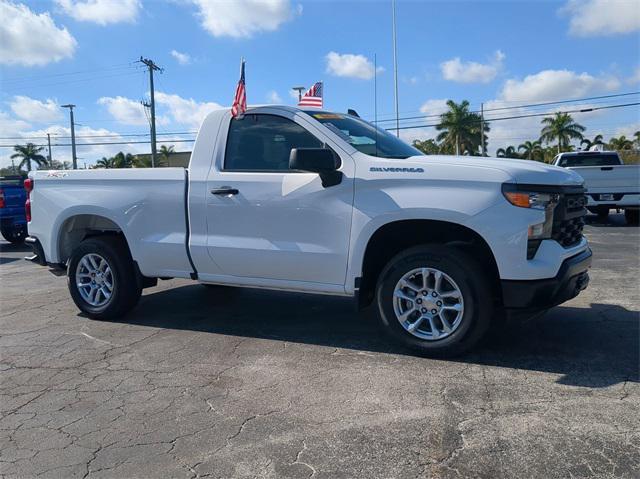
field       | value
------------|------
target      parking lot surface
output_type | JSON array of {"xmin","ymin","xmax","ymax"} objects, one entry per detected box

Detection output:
[{"xmin": 1, "ymin": 213, "xmax": 638, "ymax": 478}]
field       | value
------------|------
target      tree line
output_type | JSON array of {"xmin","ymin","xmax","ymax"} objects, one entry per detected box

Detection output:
[{"xmin": 411, "ymin": 100, "xmax": 640, "ymax": 163}]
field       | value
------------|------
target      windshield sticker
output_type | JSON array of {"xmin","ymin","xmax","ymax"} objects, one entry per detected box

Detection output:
[
  {"xmin": 370, "ymin": 167, "xmax": 424, "ymax": 173},
  {"xmin": 312, "ymin": 113, "xmax": 343, "ymax": 119}
]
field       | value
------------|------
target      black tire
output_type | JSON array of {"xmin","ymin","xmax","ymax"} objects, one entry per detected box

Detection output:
[
  {"xmin": 588, "ymin": 206, "xmax": 609, "ymax": 219},
  {"xmin": 1, "ymin": 226, "xmax": 27, "ymax": 244},
  {"xmin": 625, "ymin": 209, "xmax": 639, "ymax": 225},
  {"xmin": 67, "ymin": 236, "xmax": 142, "ymax": 320},
  {"xmin": 375, "ymin": 245, "xmax": 493, "ymax": 357}
]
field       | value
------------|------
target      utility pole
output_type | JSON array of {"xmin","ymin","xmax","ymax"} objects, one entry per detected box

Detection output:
[
  {"xmin": 139, "ymin": 57, "xmax": 163, "ymax": 167},
  {"xmin": 480, "ymin": 102, "xmax": 486, "ymax": 156},
  {"xmin": 46, "ymin": 133, "xmax": 53, "ymax": 165},
  {"xmin": 61, "ymin": 104, "xmax": 77, "ymax": 169},
  {"xmin": 392, "ymin": 0, "xmax": 400, "ymax": 137},
  {"xmin": 292, "ymin": 86, "xmax": 306, "ymax": 103}
]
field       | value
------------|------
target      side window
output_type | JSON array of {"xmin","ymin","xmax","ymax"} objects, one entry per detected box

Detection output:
[{"xmin": 224, "ymin": 114, "xmax": 324, "ymax": 171}]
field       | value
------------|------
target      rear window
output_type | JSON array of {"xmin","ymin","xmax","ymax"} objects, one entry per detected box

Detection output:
[
  {"xmin": 557, "ymin": 154, "xmax": 621, "ymax": 167},
  {"xmin": 0, "ymin": 176, "xmax": 24, "ymax": 187}
]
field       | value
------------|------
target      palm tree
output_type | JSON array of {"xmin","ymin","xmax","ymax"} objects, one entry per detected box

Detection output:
[
  {"xmin": 412, "ymin": 139, "xmax": 441, "ymax": 155},
  {"xmin": 518, "ymin": 140, "xmax": 543, "ymax": 161},
  {"xmin": 10, "ymin": 143, "xmax": 48, "ymax": 172},
  {"xmin": 159, "ymin": 144, "xmax": 174, "ymax": 166},
  {"xmin": 111, "ymin": 152, "xmax": 134, "ymax": 168},
  {"xmin": 496, "ymin": 146, "xmax": 520, "ymax": 159},
  {"xmin": 580, "ymin": 134, "xmax": 605, "ymax": 151},
  {"xmin": 539, "ymin": 112, "xmax": 586, "ymax": 153},
  {"xmin": 435, "ymin": 100, "xmax": 489, "ymax": 156},
  {"xmin": 634, "ymin": 131, "xmax": 640, "ymax": 150},
  {"xmin": 95, "ymin": 157, "xmax": 114, "ymax": 168},
  {"xmin": 608, "ymin": 136, "xmax": 633, "ymax": 151}
]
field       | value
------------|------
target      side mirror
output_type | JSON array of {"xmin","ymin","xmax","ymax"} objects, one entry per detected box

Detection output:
[{"xmin": 289, "ymin": 148, "xmax": 342, "ymax": 187}]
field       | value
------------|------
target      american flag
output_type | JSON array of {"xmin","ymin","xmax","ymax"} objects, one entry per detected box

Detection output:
[
  {"xmin": 231, "ymin": 59, "xmax": 246, "ymax": 118},
  {"xmin": 298, "ymin": 81, "xmax": 323, "ymax": 108}
]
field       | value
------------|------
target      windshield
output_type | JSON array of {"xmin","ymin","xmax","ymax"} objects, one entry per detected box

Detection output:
[
  {"xmin": 304, "ymin": 111, "xmax": 422, "ymax": 159},
  {"xmin": 557, "ymin": 153, "xmax": 621, "ymax": 167}
]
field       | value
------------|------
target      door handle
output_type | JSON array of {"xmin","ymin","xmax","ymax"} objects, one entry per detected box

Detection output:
[{"xmin": 211, "ymin": 187, "xmax": 239, "ymax": 196}]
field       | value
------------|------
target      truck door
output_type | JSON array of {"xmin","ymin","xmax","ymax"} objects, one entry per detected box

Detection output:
[{"xmin": 200, "ymin": 110, "xmax": 354, "ymax": 292}]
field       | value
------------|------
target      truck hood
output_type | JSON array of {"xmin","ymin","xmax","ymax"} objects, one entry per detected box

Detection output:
[{"xmin": 404, "ymin": 155, "xmax": 585, "ymax": 186}]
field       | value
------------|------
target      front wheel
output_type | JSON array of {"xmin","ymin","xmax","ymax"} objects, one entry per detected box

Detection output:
[
  {"xmin": 1, "ymin": 225, "xmax": 27, "ymax": 244},
  {"xmin": 67, "ymin": 236, "xmax": 142, "ymax": 320},
  {"xmin": 375, "ymin": 245, "xmax": 493, "ymax": 357},
  {"xmin": 625, "ymin": 209, "xmax": 639, "ymax": 225}
]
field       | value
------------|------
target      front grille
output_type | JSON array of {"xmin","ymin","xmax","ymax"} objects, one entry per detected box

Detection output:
[{"xmin": 552, "ymin": 192, "xmax": 587, "ymax": 248}]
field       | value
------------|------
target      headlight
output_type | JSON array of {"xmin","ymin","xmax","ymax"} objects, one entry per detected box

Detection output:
[
  {"xmin": 502, "ymin": 184, "xmax": 560, "ymax": 259},
  {"xmin": 502, "ymin": 190, "xmax": 559, "ymax": 210}
]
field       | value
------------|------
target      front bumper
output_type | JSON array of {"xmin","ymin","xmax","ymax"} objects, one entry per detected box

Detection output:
[{"xmin": 501, "ymin": 247, "xmax": 592, "ymax": 311}]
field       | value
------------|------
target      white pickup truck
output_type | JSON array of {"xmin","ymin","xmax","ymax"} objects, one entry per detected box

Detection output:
[
  {"xmin": 25, "ymin": 106, "xmax": 592, "ymax": 356},
  {"xmin": 553, "ymin": 151, "xmax": 640, "ymax": 224}
]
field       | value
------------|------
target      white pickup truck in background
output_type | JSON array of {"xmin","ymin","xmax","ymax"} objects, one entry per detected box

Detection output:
[
  {"xmin": 553, "ymin": 151, "xmax": 640, "ymax": 224},
  {"xmin": 25, "ymin": 106, "xmax": 592, "ymax": 356}
]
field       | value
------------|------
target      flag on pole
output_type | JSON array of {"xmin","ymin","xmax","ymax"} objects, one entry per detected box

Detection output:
[
  {"xmin": 298, "ymin": 81, "xmax": 323, "ymax": 108},
  {"xmin": 231, "ymin": 59, "xmax": 246, "ymax": 118}
]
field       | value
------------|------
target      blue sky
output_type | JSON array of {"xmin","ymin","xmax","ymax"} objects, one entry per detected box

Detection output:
[{"xmin": 1, "ymin": 0, "xmax": 639, "ymax": 167}]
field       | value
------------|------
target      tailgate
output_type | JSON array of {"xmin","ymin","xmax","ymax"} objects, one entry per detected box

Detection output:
[
  {"xmin": 0, "ymin": 184, "xmax": 26, "ymax": 219},
  {"xmin": 567, "ymin": 165, "xmax": 640, "ymax": 192}
]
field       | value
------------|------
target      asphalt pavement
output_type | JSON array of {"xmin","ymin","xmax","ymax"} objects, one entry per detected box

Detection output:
[{"xmin": 1, "ymin": 213, "xmax": 638, "ymax": 478}]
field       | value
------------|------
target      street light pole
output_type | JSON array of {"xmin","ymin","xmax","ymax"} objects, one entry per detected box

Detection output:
[
  {"xmin": 480, "ymin": 102, "xmax": 486, "ymax": 156},
  {"xmin": 392, "ymin": 0, "xmax": 400, "ymax": 137},
  {"xmin": 61, "ymin": 104, "xmax": 77, "ymax": 169}
]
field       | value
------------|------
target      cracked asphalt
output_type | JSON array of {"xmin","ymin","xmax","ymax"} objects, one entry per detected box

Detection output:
[{"xmin": 1, "ymin": 213, "xmax": 638, "ymax": 478}]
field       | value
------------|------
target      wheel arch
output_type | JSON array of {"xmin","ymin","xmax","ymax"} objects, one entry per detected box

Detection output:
[
  {"xmin": 56, "ymin": 212, "xmax": 129, "ymax": 265},
  {"xmin": 355, "ymin": 219, "xmax": 502, "ymax": 309}
]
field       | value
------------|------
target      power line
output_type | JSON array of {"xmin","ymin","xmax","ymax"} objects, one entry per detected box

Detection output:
[
  {"xmin": 373, "ymin": 91, "xmax": 640, "ymax": 123},
  {"xmin": 0, "ymin": 139, "xmax": 195, "ymax": 148},
  {"xmin": 387, "ymin": 102, "xmax": 640, "ymax": 131}
]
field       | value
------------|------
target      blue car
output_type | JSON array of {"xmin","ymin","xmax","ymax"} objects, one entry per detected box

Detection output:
[{"xmin": 0, "ymin": 176, "xmax": 28, "ymax": 244}]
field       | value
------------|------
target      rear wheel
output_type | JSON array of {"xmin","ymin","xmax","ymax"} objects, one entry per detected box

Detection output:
[
  {"xmin": 375, "ymin": 245, "xmax": 493, "ymax": 357},
  {"xmin": 67, "ymin": 236, "xmax": 141, "ymax": 320},
  {"xmin": 1, "ymin": 226, "xmax": 27, "ymax": 244},
  {"xmin": 625, "ymin": 209, "xmax": 639, "ymax": 225}
]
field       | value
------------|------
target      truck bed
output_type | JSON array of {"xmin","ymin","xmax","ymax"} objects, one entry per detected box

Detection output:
[{"xmin": 29, "ymin": 168, "xmax": 193, "ymax": 278}]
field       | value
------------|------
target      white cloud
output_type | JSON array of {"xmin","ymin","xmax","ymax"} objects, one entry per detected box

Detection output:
[
  {"xmin": 419, "ymin": 99, "xmax": 450, "ymax": 116},
  {"xmin": 170, "ymin": 50, "xmax": 191, "ymax": 65},
  {"xmin": 190, "ymin": 0, "xmax": 299, "ymax": 38},
  {"xmin": 0, "ymin": 111, "xmax": 31, "ymax": 137},
  {"xmin": 55, "ymin": 0, "xmax": 140, "ymax": 25},
  {"xmin": 500, "ymin": 70, "xmax": 620, "ymax": 101},
  {"xmin": 613, "ymin": 122, "xmax": 640, "ymax": 139},
  {"xmin": 98, "ymin": 96, "xmax": 149, "ymax": 126},
  {"xmin": 562, "ymin": 0, "xmax": 640, "ymax": 36},
  {"xmin": 0, "ymin": 1, "xmax": 76, "ymax": 66},
  {"xmin": 629, "ymin": 67, "xmax": 640, "ymax": 84},
  {"xmin": 499, "ymin": 69, "xmax": 620, "ymax": 103},
  {"xmin": 325, "ymin": 52, "xmax": 383, "ymax": 80},
  {"xmin": 155, "ymin": 92, "xmax": 223, "ymax": 128},
  {"xmin": 0, "ymin": 111, "xmax": 149, "ymax": 169},
  {"xmin": 9, "ymin": 96, "xmax": 63, "ymax": 123},
  {"xmin": 266, "ymin": 90, "xmax": 282, "ymax": 104},
  {"xmin": 440, "ymin": 50, "xmax": 504, "ymax": 84}
]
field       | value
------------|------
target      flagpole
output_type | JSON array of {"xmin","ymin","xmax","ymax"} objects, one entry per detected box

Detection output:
[
  {"xmin": 392, "ymin": 0, "xmax": 399, "ymax": 137},
  {"xmin": 374, "ymin": 53, "xmax": 378, "ymax": 125}
]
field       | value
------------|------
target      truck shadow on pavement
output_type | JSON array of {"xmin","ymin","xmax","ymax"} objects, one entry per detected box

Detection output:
[{"xmin": 124, "ymin": 284, "xmax": 638, "ymax": 389}]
